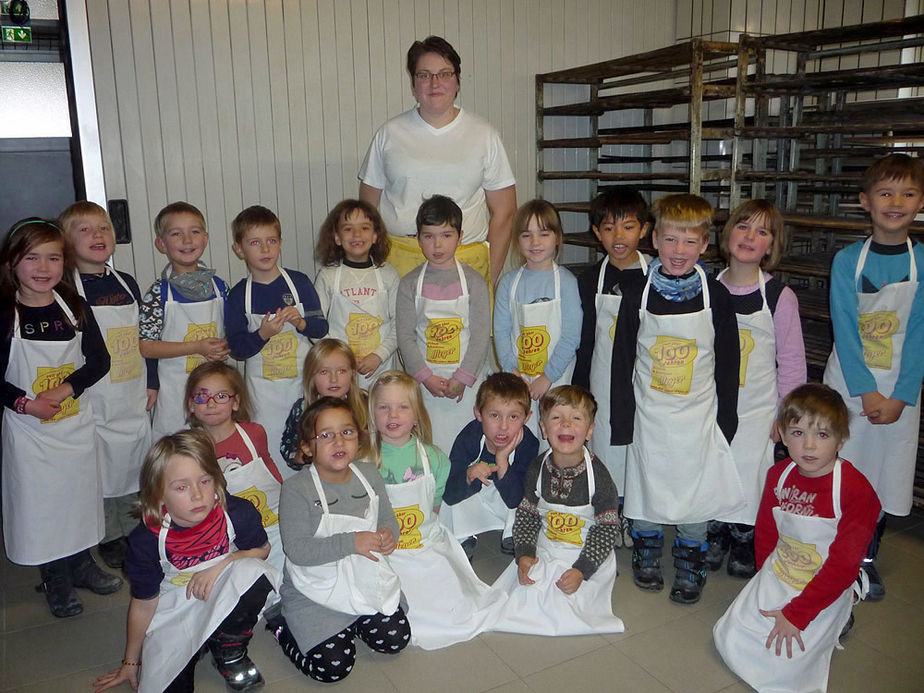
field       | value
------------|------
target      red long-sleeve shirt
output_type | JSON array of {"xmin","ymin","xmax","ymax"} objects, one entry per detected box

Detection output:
[{"xmin": 754, "ymin": 459, "xmax": 880, "ymax": 630}]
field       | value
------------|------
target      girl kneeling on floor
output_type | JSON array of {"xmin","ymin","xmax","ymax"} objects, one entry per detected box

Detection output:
[
  {"xmin": 95, "ymin": 429, "xmax": 278, "ymax": 693},
  {"xmin": 267, "ymin": 396, "xmax": 409, "ymax": 683}
]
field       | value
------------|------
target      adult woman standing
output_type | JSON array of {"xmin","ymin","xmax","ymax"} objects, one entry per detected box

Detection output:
[{"xmin": 359, "ymin": 36, "xmax": 517, "ymax": 286}]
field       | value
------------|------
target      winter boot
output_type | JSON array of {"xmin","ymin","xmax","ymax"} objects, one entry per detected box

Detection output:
[
  {"xmin": 207, "ymin": 630, "xmax": 265, "ymax": 691},
  {"xmin": 630, "ymin": 530, "xmax": 664, "ymax": 591},
  {"xmin": 36, "ymin": 559, "xmax": 83, "ymax": 618},
  {"xmin": 704, "ymin": 520, "xmax": 730, "ymax": 571},
  {"xmin": 69, "ymin": 549, "xmax": 123, "ymax": 594},
  {"xmin": 727, "ymin": 524, "xmax": 756, "ymax": 578},
  {"xmin": 862, "ymin": 515, "xmax": 887, "ymax": 601},
  {"xmin": 98, "ymin": 536, "xmax": 129, "ymax": 569},
  {"xmin": 670, "ymin": 538, "xmax": 708, "ymax": 605}
]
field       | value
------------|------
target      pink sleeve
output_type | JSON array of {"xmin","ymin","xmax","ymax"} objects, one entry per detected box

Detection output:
[{"xmin": 772, "ymin": 285, "xmax": 807, "ymax": 401}]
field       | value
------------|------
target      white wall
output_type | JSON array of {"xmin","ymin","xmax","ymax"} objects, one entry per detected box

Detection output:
[{"xmin": 85, "ymin": 0, "xmax": 676, "ymax": 289}]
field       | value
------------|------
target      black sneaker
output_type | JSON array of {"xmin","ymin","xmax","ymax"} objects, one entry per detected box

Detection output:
[
  {"xmin": 630, "ymin": 531, "xmax": 664, "ymax": 591},
  {"xmin": 499, "ymin": 536, "xmax": 514, "ymax": 555},
  {"xmin": 70, "ymin": 552, "xmax": 123, "ymax": 595},
  {"xmin": 209, "ymin": 631, "xmax": 265, "ymax": 691},
  {"xmin": 37, "ymin": 561, "xmax": 83, "ymax": 618},
  {"xmin": 727, "ymin": 539, "xmax": 756, "ymax": 579},
  {"xmin": 98, "ymin": 537, "xmax": 129, "ymax": 569},
  {"xmin": 862, "ymin": 558, "xmax": 885, "ymax": 601},
  {"xmin": 461, "ymin": 536, "xmax": 477, "ymax": 561}
]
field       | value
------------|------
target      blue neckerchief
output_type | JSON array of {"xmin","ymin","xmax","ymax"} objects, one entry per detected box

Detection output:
[
  {"xmin": 162, "ymin": 263, "xmax": 216, "ymax": 301},
  {"xmin": 647, "ymin": 259, "xmax": 703, "ymax": 302}
]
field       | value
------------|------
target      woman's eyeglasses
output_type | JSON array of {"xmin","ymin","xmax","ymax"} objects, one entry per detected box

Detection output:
[
  {"xmin": 192, "ymin": 391, "xmax": 235, "ymax": 405},
  {"xmin": 414, "ymin": 70, "xmax": 455, "ymax": 82}
]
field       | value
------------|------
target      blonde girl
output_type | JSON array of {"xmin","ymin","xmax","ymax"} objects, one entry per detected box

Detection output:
[
  {"xmin": 367, "ymin": 369, "xmax": 508, "ymax": 649},
  {"xmin": 707, "ymin": 199, "xmax": 807, "ymax": 578},
  {"xmin": 315, "ymin": 199, "xmax": 400, "ymax": 380},
  {"xmin": 280, "ymin": 338, "xmax": 368, "ymax": 469},
  {"xmin": 268, "ymin": 397, "xmax": 408, "ymax": 683},
  {"xmin": 493, "ymin": 200, "xmax": 582, "ymax": 435},
  {"xmin": 94, "ymin": 429, "xmax": 276, "ymax": 693},
  {"xmin": 1, "ymin": 218, "xmax": 121, "ymax": 619}
]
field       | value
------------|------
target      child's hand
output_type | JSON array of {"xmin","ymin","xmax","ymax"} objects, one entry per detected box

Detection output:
[
  {"xmin": 25, "ymin": 395, "xmax": 61, "ymax": 420},
  {"xmin": 423, "ymin": 374, "xmax": 447, "ymax": 398},
  {"xmin": 94, "ymin": 664, "xmax": 139, "ymax": 692},
  {"xmin": 145, "ymin": 389, "xmax": 158, "ymax": 411},
  {"xmin": 446, "ymin": 377, "xmax": 465, "ymax": 402},
  {"xmin": 357, "ymin": 353, "xmax": 383, "ymax": 377},
  {"xmin": 39, "ymin": 382, "xmax": 74, "ymax": 404},
  {"xmin": 528, "ymin": 374, "xmax": 552, "ymax": 401},
  {"xmin": 197, "ymin": 337, "xmax": 230, "ymax": 361},
  {"xmin": 378, "ymin": 527, "xmax": 397, "ymax": 555},
  {"xmin": 466, "ymin": 461, "xmax": 494, "ymax": 486},
  {"xmin": 860, "ymin": 391, "xmax": 887, "ymax": 422},
  {"xmin": 257, "ymin": 311, "xmax": 289, "ymax": 340},
  {"xmin": 354, "ymin": 531, "xmax": 383, "ymax": 561},
  {"xmin": 517, "ymin": 555, "xmax": 538, "ymax": 585},
  {"xmin": 494, "ymin": 428, "xmax": 524, "ymax": 472},
  {"xmin": 874, "ymin": 397, "xmax": 906, "ymax": 425},
  {"xmin": 186, "ymin": 563, "xmax": 225, "ymax": 601},
  {"xmin": 760, "ymin": 608, "xmax": 805, "ymax": 658},
  {"xmin": 556, "ymin": 568, "xmax": 584, "ymax": 594}
]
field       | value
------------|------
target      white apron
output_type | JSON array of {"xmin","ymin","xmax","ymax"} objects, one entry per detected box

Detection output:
[
  {"xmin": 326, "ymin": 264, "xmax": 395, "ymax": 378},
  {"xmin": 509, "ymin": 264, "xmax": 576, "ymax": 437},
  {"xmin": 243, "ymin": 269, "xmax": 311, "ymax": 478},
  {"xmin": 384, "ymin": 439, "xmax": 507, "ymax": 649},
  {"xmin": 138, "ymin": 510, "xmax": 279, "ymax": 693},
  {"xmin": 492, "ymin": 448, "xmax": 623, "ymax": 636},
  {"xmin": 588, "ymin": 255, "xmax": 648, "ymax": 490},
  {"xmin": 76, "ymin": 269, "xmax": 151, "ymax": 497},
  {"xmin": 439, "ymin": 435, "xmax": 517, "ymax": 540},
  {"xmin": 823, "ymin": 238, "xmax": 919, "ymax": 515},
  {"xmin": 286, "ymin": 464, "xmax": 401, "ymax": 616},
  {"xmin": 221, "ymin": 424, "xmax": 284, "ymax": 575},
  {"xmin": 719, "ymin": 269, "xmax": 779, "ymax": 525},
  {"xmin": 713, "ymin": 461, "xmax": 859, "ymax": 693},
  {"xmin": 1, "ymin": 292, "xmax": 103, "ymax": 565},
  {"xmin": 414, "ymin": 261, "xmax": 483, "ymax": 456},
  {"xmin": 152, "ymin": 277, "xmax": 224, "ymax": 440},
  {"xmin": 624, "ymin": 266, "xmax": 746, "ymax": 524}
]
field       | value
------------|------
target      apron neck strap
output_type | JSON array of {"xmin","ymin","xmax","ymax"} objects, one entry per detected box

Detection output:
[
  {"xmin": 415, "ymin": 437, "xmax": 432, "ymax": 476},
  {"xmin": 234, "ymin": 423, "xmax": 259, "ymax": 461},
  {"xmin": 776, "ymin": 459, "xmax": 843, "ymax": 519},
  {"xmin": 537, "ymin": 447, "xmax": 594, "ymax": 497}
]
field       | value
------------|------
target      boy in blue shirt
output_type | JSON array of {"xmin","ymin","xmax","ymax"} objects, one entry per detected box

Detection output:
[
  {"xmin": 444, "ymin": 372, "xmax": 540, "ymax": 558},
  {"xmin": 224, "ymin": 205, "xmax": 327, "ymax": 472},
  {"xmin": 823, "ymin": 153, "xmax": 924, "ymax": 600}
]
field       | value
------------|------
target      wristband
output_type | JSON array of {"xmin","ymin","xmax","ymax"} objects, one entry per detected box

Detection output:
[
  {"xmin": 14, "ymin": 395, "xmax": 29, "ymax": 415},
  {"xmin": 121, "ymin": 659, "xmax": 141, "ymax": 667}
]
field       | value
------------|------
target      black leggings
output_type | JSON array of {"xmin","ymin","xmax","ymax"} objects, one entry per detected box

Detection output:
[{"xmin": 277, "ymin": 606, "xmax": 410, "ymax": 683}]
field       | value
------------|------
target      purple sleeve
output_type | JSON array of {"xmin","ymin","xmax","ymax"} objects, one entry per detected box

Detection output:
[{"xmin": 772, "ymin": 285, "xmax": 807, "ymax": 400}]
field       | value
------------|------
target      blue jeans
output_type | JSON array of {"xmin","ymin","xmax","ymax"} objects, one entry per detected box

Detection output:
[{"xmin": 632, "ymin": 520, "xmax": 707, "ymax": 544}]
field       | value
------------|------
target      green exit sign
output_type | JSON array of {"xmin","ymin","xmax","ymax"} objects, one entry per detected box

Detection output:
[{"xmin": 2, "ymin": 25, "xmax": 31, "ymax": 43}]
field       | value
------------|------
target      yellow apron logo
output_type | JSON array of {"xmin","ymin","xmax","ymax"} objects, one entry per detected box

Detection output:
[
  {"xmin": 738, "ymin": 328, "xmax": 754, "ymax": 388},
  {"xmin": 858, "ymin": 310, "xmax": 899, "ymax": 370},
  {"xmin": 394, "ymin": 504, "xmax": 425, "ymax": 550},
  {"xmin": 34, "ymin": 364, "xmax": 78, "ymax": 423},
  {"xmin": 608, "ymin": 315, "xmax": 618, "ymax": 342},
  {"xmin": 545, "ymin": 510, "xmax": 585, "ymax": 546},
  {"xmin": 170, "ymin": 572, "xmax": 194, "ymax": 587},
  {"xmin": 345, "ymin": 313, "xmax": 383, "ymax": 358},
  {"xmin": 424, "ymin": 318, "xmax": 463, "ymax": 365},
  {"xmin": 516, "ymin": 324, "xmax": 550, "ymax": 376},
  {"xmin": 772, "ymin": 534, "xmax": 822, "ymax": 591},
  {"xmin": 648, "ymin": 336, "xmax": 698, "ymax": 395},
  {"xmin": 261, "ymin": 331, "xmax": 298, "ymax": 380},
  {"xmin": 235, "ymin": 485, "xmax": 279, "ymax": 527},
  {"xmin": 184, "ymin": 322, "xmax": 218, "ymax": 373},
  {"xmin": 106, "ymin": 325, "xmax": 143, "ymax": 384}
]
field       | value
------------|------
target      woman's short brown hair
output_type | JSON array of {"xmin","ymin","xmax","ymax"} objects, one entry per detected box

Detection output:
[{"xmin": 406, "ymin": 35, "xmax": 461, "ymax": 81}]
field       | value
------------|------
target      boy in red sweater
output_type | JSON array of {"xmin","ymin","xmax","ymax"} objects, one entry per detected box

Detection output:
[{"xmin": 714, "ymin": 384, "xmax": 879, "ymax": 692}]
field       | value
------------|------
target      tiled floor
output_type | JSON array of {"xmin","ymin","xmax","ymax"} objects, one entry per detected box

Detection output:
[{"xmin": 2, "ymin": 512, "xmax": 923, "ymax": 692}]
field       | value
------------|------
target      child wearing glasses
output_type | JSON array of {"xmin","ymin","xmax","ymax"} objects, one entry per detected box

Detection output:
[
  {"xmin": 267, "ymin": 397, "xmax": 409, "ymax": 683},
  {"xmin": 185, "ymin": 362, "xmax": 284, "ymax": 573}
]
